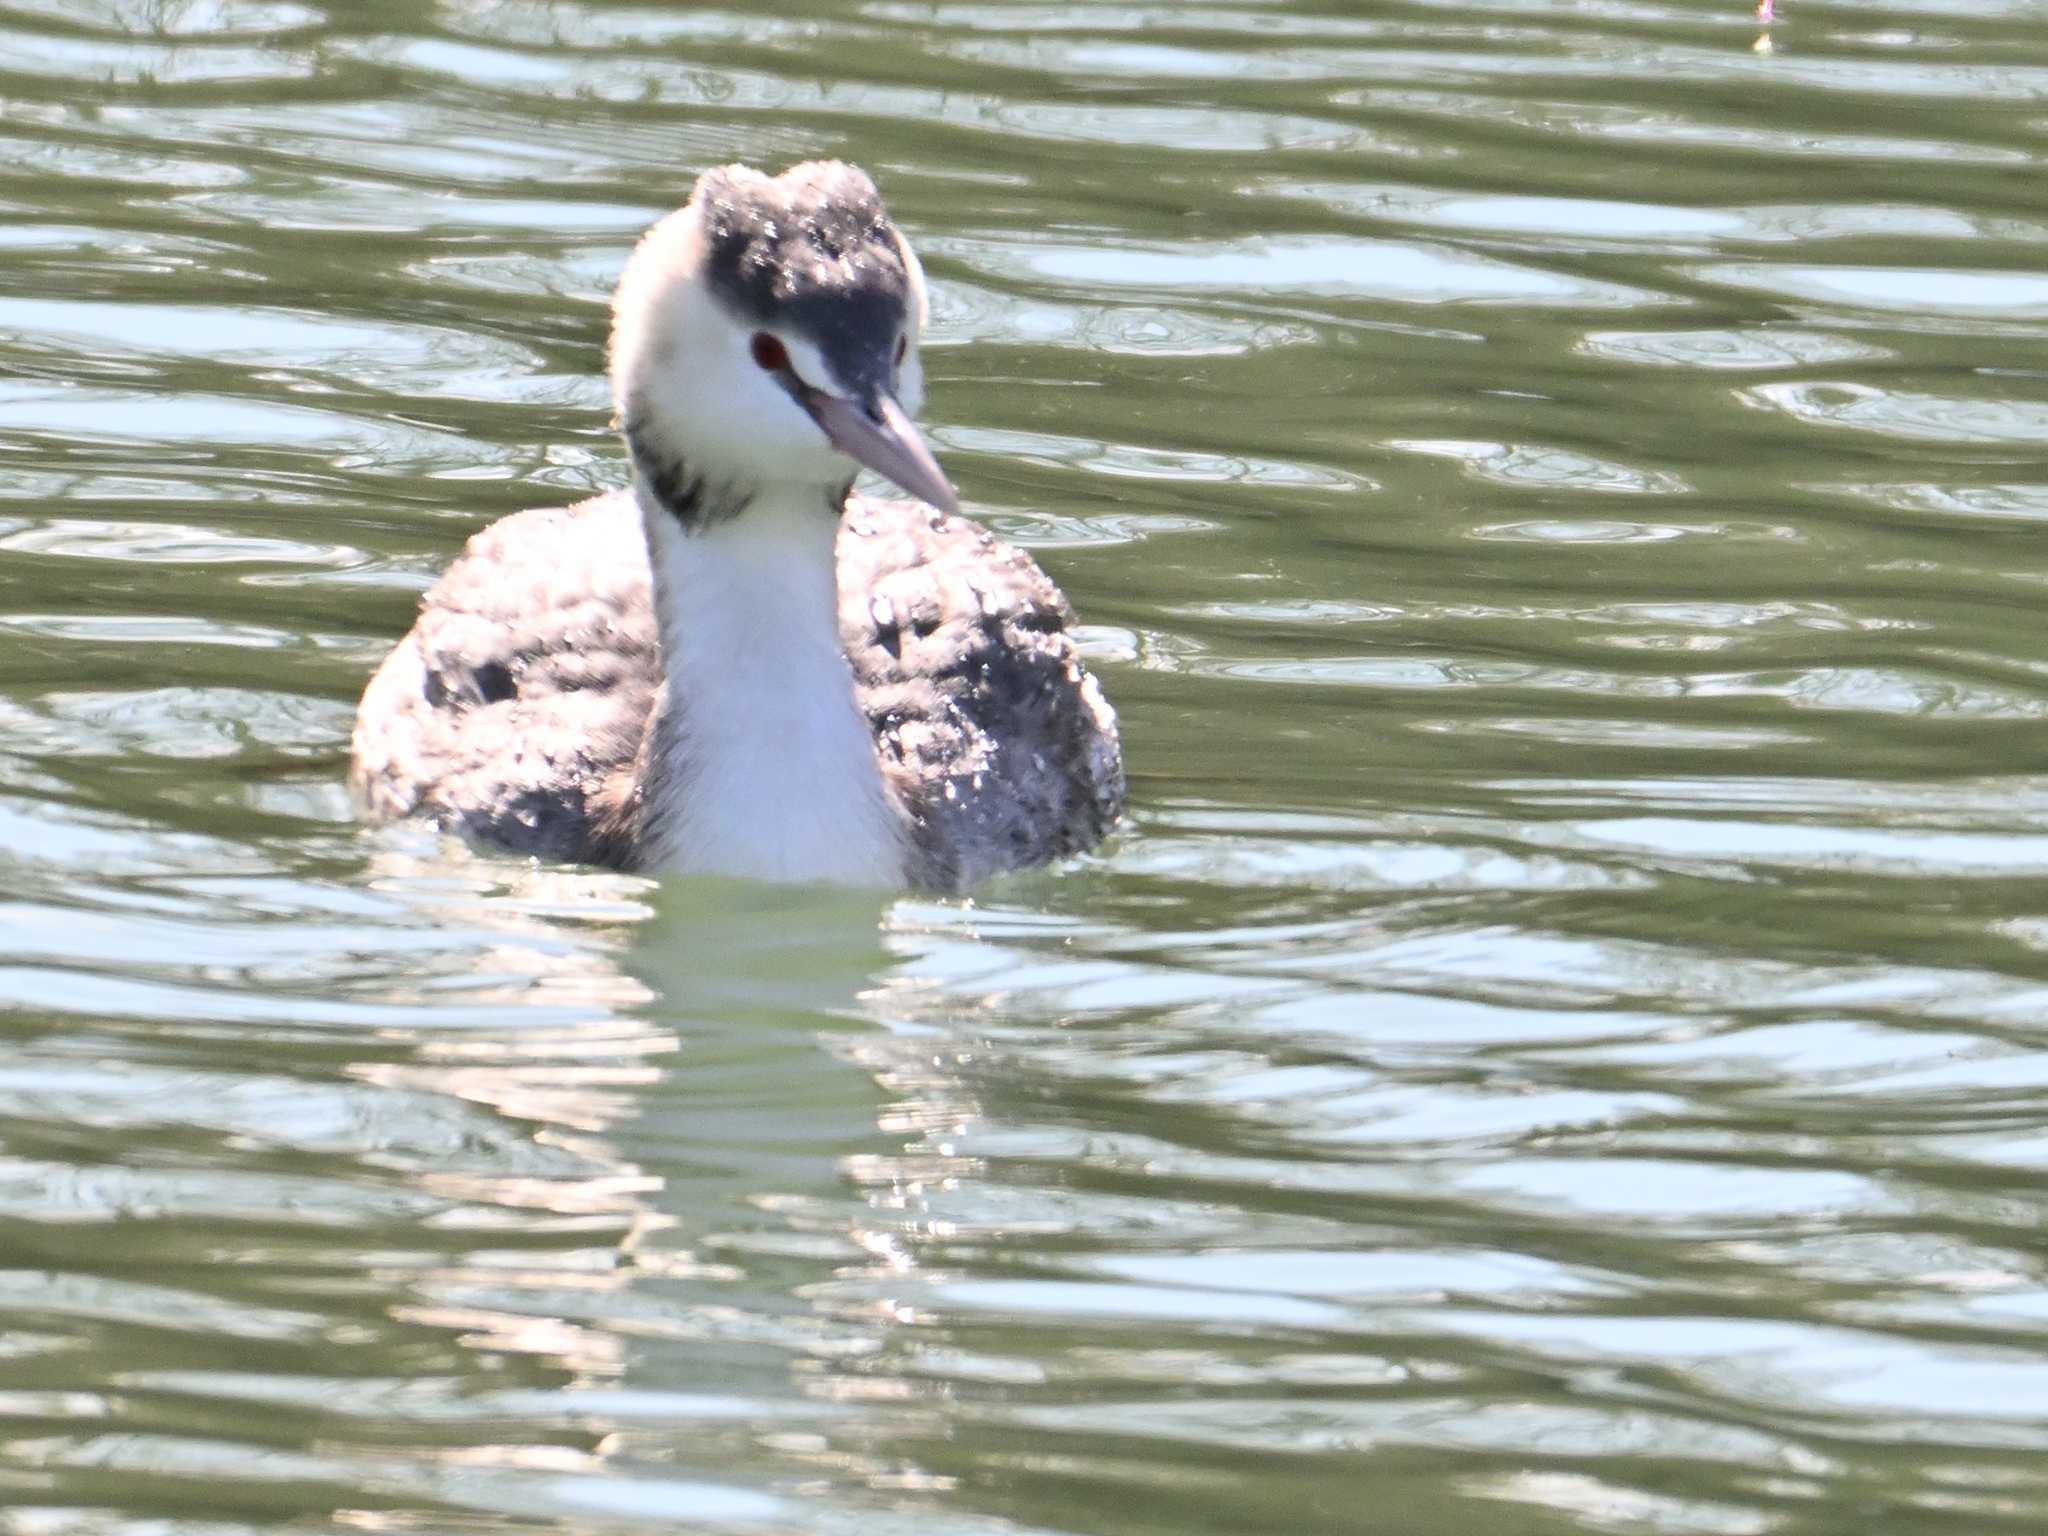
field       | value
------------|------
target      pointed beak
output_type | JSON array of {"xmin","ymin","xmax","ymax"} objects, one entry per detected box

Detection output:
[{"xmin": 804, "ymin": 391, "xmax": 959, "ymax": 516}]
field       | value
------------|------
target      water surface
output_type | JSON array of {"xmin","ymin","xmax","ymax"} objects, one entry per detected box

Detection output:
[{"xmin": 3, "ymin": 1, "xmax": 2048, "ymax": 1532}]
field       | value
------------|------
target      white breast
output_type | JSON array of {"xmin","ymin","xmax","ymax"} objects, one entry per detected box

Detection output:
[{"xmin": 637, "ymin": 489, "xmax": 909, "ymax": 886}]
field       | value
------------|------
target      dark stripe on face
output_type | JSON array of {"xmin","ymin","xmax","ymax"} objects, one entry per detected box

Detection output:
[{"xmin": 698, "ymin": 162, "xmax": 910, "ymax": 406}]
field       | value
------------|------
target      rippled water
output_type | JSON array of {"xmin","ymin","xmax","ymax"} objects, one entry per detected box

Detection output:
[{"xmin": 4, "ymin": 0, "xmax": 2048, "ymax": 1531}]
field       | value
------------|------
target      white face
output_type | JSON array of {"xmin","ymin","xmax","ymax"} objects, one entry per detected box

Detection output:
[{"xmin": 610, "ymin": 205, "xmax": 926, "ymax": 500}]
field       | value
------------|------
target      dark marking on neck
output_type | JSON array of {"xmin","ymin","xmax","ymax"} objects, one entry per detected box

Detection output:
[
  {"xmin": 624, "ymin": 414, "xmax": 853, "ymax": 531},
  {"xmin": 624, "ymin": 417, "xmax": 731, "ymax": 530}
]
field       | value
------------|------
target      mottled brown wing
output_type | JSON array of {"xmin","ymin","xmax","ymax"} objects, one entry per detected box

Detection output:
[
  {"xmin": 838, "ymin": 497, "xmax": 1125, "ymax": 890},
  {"xmin": 354, "ymin": 490, "xmax": 1123, "ymax": 887},
  {"xmin": 349, "ymin": 491, "xmax": 661, "ymax": 865}
]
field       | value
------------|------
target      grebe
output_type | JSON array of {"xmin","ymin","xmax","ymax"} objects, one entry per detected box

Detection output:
[{"xmin": 350, "ymin": 161, "xmax": 1122, "ymax": 891}]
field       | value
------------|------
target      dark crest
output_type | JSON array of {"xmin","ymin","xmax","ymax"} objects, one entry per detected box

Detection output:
[{"xmin": 696, "ymin": 161, "xmax": 912, "ymax": 405}]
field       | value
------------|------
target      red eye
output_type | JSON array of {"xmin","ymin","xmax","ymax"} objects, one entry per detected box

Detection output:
[
  {"xmin": 894, "ymin": 335, "xmax": 908, "ymax": 366},
  {"xmin": 750, "ymin": 333, "xmax": 789, "ymax": 372}
]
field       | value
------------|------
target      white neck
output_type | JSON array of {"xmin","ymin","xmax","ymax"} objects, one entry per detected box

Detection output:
[{"xmin": 635, "ymin": 486, "xmax": 908, "ymax": 887}]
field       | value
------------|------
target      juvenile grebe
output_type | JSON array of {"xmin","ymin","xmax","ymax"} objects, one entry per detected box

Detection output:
[{"xmin": 350, "ymin": 161, "xmax": 1122, "ymax": 891}]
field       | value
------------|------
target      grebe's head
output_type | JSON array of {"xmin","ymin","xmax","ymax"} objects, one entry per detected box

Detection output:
[{"xmin": 610, "ymin": 160, "xmax": 953, "ymax": 528}]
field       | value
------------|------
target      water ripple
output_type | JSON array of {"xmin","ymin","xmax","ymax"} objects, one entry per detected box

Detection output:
[
  {"xmin": 1742, "ymin": 381, "xmax": 2048, "ymax": 447},
  {"xmin": 951, "ymin": 233, "xmax": 1664, "ymax": 307},
  {"xmin": 1698, "ymin": 262, "xmax": 2048, "ymax": 320},
  {"xmin": 1391, "ymin": 438, "xmax": 1691, "ymax": 494},
  {"xmin": 1579, "ymin": 326, "xmax": 1892, "ymax": 369}
]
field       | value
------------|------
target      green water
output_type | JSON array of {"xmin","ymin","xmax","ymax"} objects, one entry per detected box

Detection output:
[{"xmin": 3, "ymin": 1, "xmax": 2048, "ymax": 1531}]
